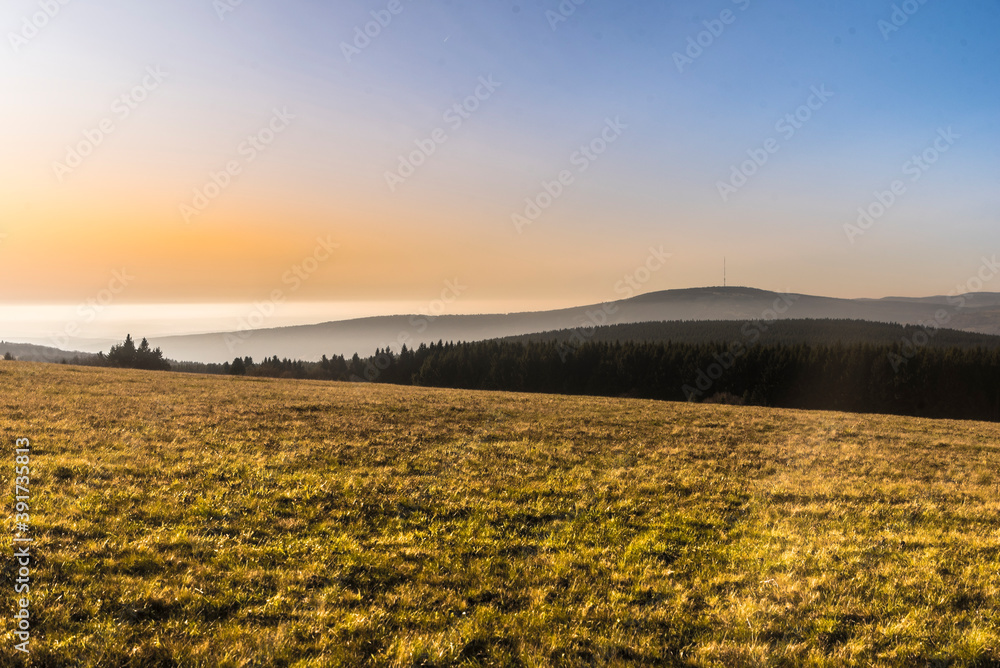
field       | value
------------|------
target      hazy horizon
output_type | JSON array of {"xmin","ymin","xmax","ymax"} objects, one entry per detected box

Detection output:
[{"xmin": 6, "ymin": 282, "xmax": 1000, "ymax": 350}]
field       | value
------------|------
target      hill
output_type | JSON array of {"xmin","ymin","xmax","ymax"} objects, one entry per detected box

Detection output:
[
  {"xmin": 0, "ymin": 340, "xmax": 98, "ymax": 363},
  {"xmin": 147, "ymin": 288, "xmax": 1000, "ymax": 363},
  {"xmin": 500, "ymin": 318, "xmax": 1000, "ymax": 349},
  {"xmin": 2, "ymin": 363, "xmax": 998, "ymax": 666}
]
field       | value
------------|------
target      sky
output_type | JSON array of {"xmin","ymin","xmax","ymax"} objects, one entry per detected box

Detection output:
[{"xmin": 1, "ymin": 0, "xmax": 999, "ymax": 342}]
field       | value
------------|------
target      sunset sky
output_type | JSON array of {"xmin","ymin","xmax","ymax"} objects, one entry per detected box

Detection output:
[{"xmin": 2, "ymin": 0, "xmax": 999, "ymax": 341}]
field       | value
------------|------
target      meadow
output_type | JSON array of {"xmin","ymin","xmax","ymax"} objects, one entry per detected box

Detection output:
[{"xmin": 1, "ymin": 362, "xmax": 998, "ymax": 666}]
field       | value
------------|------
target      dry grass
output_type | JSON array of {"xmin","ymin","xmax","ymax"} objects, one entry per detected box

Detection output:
[{"xmin": 1, "ymin": 362, "xmax": 998, "ymax": 666}]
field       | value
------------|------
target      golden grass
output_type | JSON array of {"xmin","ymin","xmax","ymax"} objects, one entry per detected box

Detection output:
[{"xmin": 1, "ymin": 362, "xmax": 998, "ymax": 666}]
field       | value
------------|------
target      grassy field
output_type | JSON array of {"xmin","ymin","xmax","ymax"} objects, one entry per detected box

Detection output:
[{"xmin": 1, "ymin": 362, "xmax": 999, "ymax": 667}]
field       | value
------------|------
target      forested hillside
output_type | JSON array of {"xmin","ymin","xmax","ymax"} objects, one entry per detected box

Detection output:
[
  {"xmin": 183, "ymin": 335, "xmax": 1000, "ymax": 423},
  {"xmin": 502, "ymin": 318, "xmax": 1000, "ymax": 349}
]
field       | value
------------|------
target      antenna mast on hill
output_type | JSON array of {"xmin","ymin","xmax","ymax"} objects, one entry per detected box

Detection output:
[{"xmin": 724, "ymin": 257, "xmax": 727, "ymax": 287}]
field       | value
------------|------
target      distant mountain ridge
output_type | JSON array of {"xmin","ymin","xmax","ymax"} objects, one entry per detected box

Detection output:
[
  {"xmin": 144, "ymin": 287, "xmax": 1000, "ymax": 364},
  {"xmin": 0, "ymin": 341, "xmax": 97, "ymax": 363}
]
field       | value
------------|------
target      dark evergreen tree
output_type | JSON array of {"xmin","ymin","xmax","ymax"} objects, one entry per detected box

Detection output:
[
  {"xmin": 230, "ymin": 357, "xmax": 247, "ymax": 375},
  {"xmin": 105, "ymin": 334, "xmax": 171, "ymax": 371}
]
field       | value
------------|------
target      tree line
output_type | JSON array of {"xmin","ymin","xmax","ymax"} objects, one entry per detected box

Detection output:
[
  {"xmin": 68, "ymin": 328, "xmax": 1000, "ymax": 423},
  {"xmin": 193, "ymin": 338, "xmax": 1000, "ymax": 423},
  {"xmin": 504, "ymin": 318, "xmax": 1000, "ymax": 350},
  {"xmin": 55, "ymin": 334, "xmax": 171, "ymax": 371}
]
